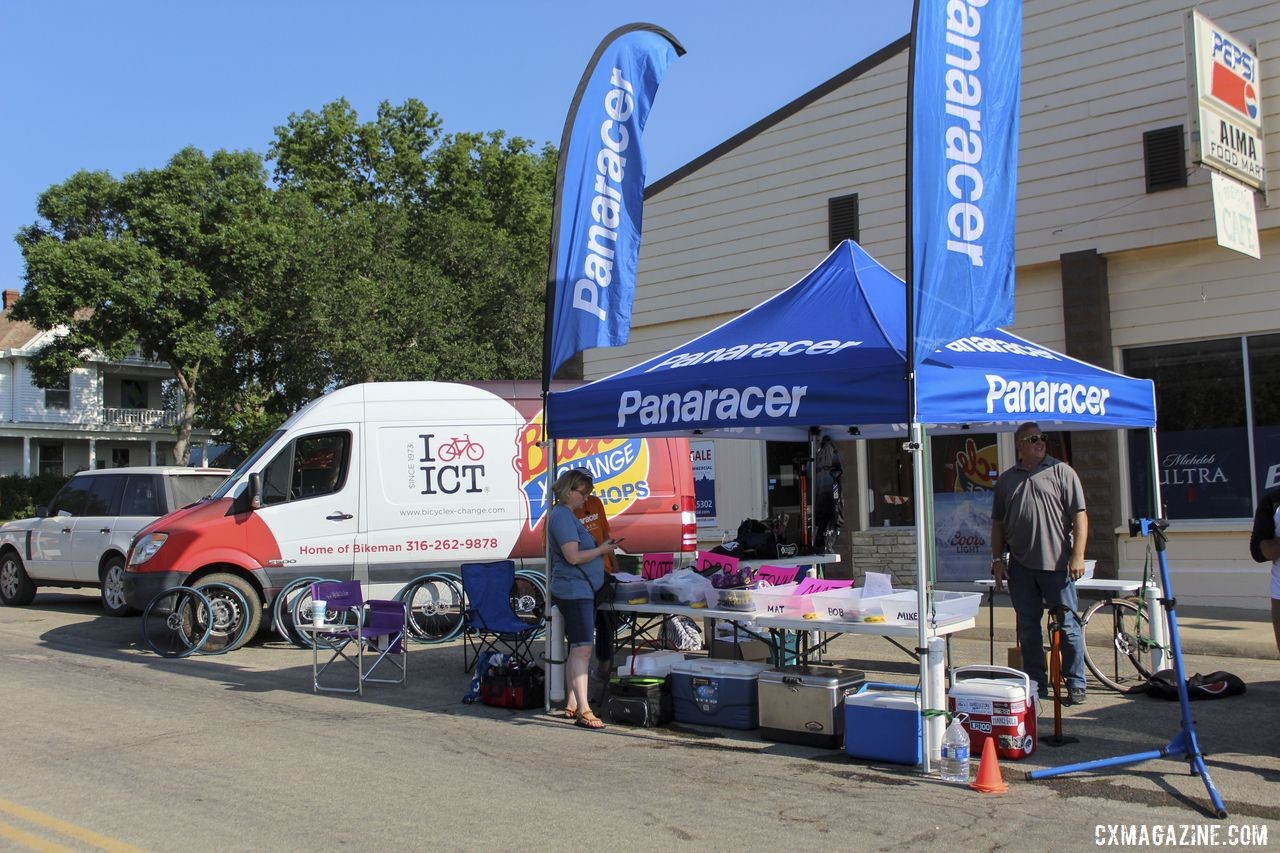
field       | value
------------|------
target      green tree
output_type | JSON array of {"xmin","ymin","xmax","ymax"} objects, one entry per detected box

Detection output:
[{"xmin": 14, "ymin": 148, "xmax": 283, "ymax": 463}]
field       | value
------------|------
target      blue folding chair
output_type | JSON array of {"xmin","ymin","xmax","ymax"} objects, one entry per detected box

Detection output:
[
  {"xmin": 309, "ymin": 580, "xmax": 408, "ymax": 695},
  {"xmin": 461, "ymin": 561, "xmax": 539, "ymax": 673}
]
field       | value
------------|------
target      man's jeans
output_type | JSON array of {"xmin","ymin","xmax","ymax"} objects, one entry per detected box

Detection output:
[{"xmin": 1007, "ymin": 561, "xmax": 1086, "ymax": 690}]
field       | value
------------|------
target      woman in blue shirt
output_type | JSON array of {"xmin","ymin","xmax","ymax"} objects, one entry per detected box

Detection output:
[{"xmin": 548, "ymin": 469, "xmax": 619, "ymax": 730}]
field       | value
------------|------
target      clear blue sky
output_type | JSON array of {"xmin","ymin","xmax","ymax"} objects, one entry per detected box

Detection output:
[{"xmin": 0, "ymin": 1, "xmax": 912, "ymax": 291}]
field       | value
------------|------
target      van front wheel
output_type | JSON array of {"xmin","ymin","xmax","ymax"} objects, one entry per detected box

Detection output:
[{"xmin": 194, "ymin": 573, "xmax": 261, "ymax": 651}]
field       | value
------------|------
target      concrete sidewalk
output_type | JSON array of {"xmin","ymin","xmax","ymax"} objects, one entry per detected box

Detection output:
[{"xmin": 975, "ymin": 597, "xmax": 1278, "ymax": 661}]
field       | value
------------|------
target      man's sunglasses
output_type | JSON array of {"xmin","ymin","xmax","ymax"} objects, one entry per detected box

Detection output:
[{"xmin": 1018, "ymin": 434, "xmax": 1048, "ymax": 444}]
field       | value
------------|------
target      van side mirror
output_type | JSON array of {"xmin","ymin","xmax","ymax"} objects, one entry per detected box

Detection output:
[
  {"xmin": 35, "ymin": 505, "xmax": 49, "ymax": 518},
  {"xmin": 248, "ymin": 472, "xmax": 262, "ymax": 510}
]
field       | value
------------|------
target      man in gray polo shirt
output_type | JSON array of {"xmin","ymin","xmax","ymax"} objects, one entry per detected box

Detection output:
[{"xmin": 990, "ymin": 421, "xmax": 1090, "ymax": 704}]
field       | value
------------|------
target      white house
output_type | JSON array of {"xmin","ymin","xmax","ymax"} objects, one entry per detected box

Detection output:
[
  {"xmin": 0, "ymin": 289, "xmax": 217, "ymax": 475},
  {"xmin": 591, "ymin": 0, "xmax": 1280, "ymax": 609}
]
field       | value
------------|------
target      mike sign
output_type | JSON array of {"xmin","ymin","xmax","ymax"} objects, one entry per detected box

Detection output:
[{"xmin": 1186, "ymin": 9, "xmax": 1267, "ymax": 191}]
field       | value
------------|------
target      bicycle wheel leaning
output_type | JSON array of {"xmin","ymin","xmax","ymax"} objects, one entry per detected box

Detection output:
[
  {"xmin": 1082, "ymin": 596, "xmax": 1155, "ymax": 693},
  {"xmin": 397, "ymin": 573, "xmax": 465, "ymax": 643},
  {"xmin": 142, "ymin": 586, "xmax": 213, "ymax": 658}
]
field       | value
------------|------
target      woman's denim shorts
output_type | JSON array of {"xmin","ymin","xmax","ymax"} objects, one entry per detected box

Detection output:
[{"xmin": 556, "ymin": 597, "xmax": 595, "ymax": 647}]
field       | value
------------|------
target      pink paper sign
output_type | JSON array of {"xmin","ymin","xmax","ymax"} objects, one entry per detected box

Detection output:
[
  {"xmin": 697, "ymin": 551, "xmax": 740, "ymax": 575},
  {"xmin": 755, "ymin": 565, "xmax": 800, "ymax": 586},
  {"xmin": 795, "ymin": 577, "xmax": 854, "ymax": 595},
  {"xmin": 641, "ymin": 553, "xmax": 676, "ymax": 580}
]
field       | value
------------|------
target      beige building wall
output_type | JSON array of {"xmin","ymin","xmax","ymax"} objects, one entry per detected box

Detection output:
[{"xmin": 584, "ymin": 0, "xmax": 1280, "ymax": 607}]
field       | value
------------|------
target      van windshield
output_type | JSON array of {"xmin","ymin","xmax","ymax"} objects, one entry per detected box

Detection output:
[{"xmin": 210, "ymin": 430, "xmax": 285, "ymax": 500}]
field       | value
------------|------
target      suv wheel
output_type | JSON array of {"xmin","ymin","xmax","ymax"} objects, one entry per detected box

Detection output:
[
  {"xmin": 0, "ymin": 550, "xmax": 37, "ymax": 606},
  {"xmin": 100, "ymin": 556, "xmax": 137, "ymax": 617}
]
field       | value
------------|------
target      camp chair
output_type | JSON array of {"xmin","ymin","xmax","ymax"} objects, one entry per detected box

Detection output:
[
  {"xmin": 308, "ymin": 580, "xmax": 408, "ymax": 695},
  {"xmin": 461, "ymin": 561, "xmax": 538, "ymax": 673}
]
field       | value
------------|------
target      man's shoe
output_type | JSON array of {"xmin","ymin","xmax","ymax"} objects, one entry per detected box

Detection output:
[
  {"xmin": 1067, "ymin": 687, "xmax": 1087, "ymax": 705},
  {"xmin": 1036, "ymin": 683, "xmax": 1049, "ymax": 700}
]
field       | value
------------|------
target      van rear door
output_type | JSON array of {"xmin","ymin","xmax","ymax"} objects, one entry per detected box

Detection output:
[{"xmin": 255, "ymin": 428, "xmax": 360, "ymax": 582}]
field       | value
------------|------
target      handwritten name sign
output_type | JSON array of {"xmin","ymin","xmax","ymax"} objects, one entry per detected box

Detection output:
[
  {"xmin": 696, "ymin": 551, "xmax": 740, "ymax": 575},
  {"xmin": 795, "ymin": 577, "xmax": 854, "ymax": 596},
  {"xmin": 641, "ymin": 553, "xmax": 676, "ymax": 580},
  {"xmin": 755, "ymin": 565, "xmax": 801, "ymax": 586}
]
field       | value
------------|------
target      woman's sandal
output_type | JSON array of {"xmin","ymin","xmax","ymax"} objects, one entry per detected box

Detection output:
[
  {"xmin": 563, "ymin": 705, "xmax": 578, "ymax": 719},
  {"xmin": 574, "ymin": 711, "xmax": 606, "ymax": 730}
]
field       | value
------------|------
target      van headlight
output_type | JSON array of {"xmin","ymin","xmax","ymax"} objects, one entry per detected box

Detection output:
[{"xmin": 129, "ymin": 533, "xmax": 169, "ymax": 566}]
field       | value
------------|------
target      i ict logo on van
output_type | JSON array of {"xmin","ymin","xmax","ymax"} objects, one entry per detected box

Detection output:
[
  {"xmin": 518, "ymin": 413, "xmax": 652, "ymax": 530},
  {"xmin": 418, "ymin": 432, "xmax": 486, "ymax": 494}
]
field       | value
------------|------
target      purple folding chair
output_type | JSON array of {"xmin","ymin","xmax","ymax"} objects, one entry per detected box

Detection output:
[{"xmin": 309, "ymin": 580, "xmax": 408, "ymax": 695}]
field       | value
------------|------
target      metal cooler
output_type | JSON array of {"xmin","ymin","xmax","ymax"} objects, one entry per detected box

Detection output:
[{"xmin": 758, "ymin": 664, "xmax": 865, "ymax": 748}]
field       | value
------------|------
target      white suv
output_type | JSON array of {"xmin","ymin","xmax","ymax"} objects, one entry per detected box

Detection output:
[{"xmin": 0, "ymin": 467, "xmax": 230, "ymax": 615}]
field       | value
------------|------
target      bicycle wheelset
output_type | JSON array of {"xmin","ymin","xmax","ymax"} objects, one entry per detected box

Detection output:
[
  {"xmin": 512, "ymin": 569, "xmax": 548, "ymax": 637},
  {"xmin": 397, "ymin": 573, "xmax": 465, "ymax": 644},
  {"xmin": 1082, "ymin": 596, "xmax": 1156, "ymax": 693},
  {"xmin": 142, "ymin": 587, "xmax": 213, "ymax": 658},
  {"xmin": 191, "ymin": 581, "xmax": 253, "ymax": 655},
  {"xmin": 272, "ymin": 575, "xmax": 326, "ymax": 648}
]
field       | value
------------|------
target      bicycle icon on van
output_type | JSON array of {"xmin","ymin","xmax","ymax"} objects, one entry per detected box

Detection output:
[{"xmin": 437, "ymin": 434, "xmax": 485, "ymax": 462}]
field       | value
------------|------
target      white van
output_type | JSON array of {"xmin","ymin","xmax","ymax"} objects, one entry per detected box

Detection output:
[{"xmin": 122, "ymin": 381, "xmax": 696, "ymax": 646}]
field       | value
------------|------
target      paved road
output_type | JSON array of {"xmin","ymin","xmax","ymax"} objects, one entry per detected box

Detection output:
[{"xmin": 1, "ymin": 591, "xmax": 1277, "ymax": 852}]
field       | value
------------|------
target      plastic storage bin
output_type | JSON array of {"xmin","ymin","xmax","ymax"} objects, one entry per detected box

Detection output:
[
  {"xmin": 752, "ymin": 584, "xmax": 813, "ymax": 618},
  {"xmin": 612, "ymin": 580, "xmax": 649, "ymax": 605},
  {"xmin": 875, "ymin": 590, "xmax": 983, "ymax": 625},
  {"xmin": 708, "ymin": 587, "xmax": 755, "ymax": 612},
  {"xmin": 670, "ymin": 659, "xmax": 771, "ymax": 729},
  {"xmin": 808, "ymin": 588, "xmax": 885, "ymax": 623},
  {"xmin": 844, "ymin": 683, "xmax": 923, "ymax": 765},
  {"xmin": 617, "ymin": 650, "xmax": 686, "ymax": 677}
]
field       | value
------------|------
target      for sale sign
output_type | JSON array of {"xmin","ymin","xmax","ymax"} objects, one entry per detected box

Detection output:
[{"xmin": 1186, "ymin": 10, "xmax": 1267, "ymax": 190}]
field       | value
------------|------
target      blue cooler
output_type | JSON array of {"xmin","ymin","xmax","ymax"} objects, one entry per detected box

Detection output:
[
  {"xmin": 843, "ymin": 683, "xmax": 923, "ymax": 765},
  {"xmin": 671, "ymin": 659, "xmax": 771, "ymax": 729}
]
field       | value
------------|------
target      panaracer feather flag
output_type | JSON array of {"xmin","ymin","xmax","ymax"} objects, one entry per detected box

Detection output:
[
  {"xmin": 909, "ymin": 0, "xmax": 1022, "ymax": 364},
  {"xmin": 542, "ymin": 24, "xmax": 684, "ymax": 384}
]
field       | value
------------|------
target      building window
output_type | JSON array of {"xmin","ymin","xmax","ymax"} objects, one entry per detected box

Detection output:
[
  {"xmin": 828, "ymin": 193, "xmax": 859, "ymax": 248},
  {"xmin": 120, "ymin": 379, "xmax": 148, "ymax": 409},
  {"xmin": 45, "ymin": 375, "xmax": 70, "ymax": 410},
  {"xmin": 867, "ymin": 439, "xmax": 914, "ymax": 527},
  {"xmin": 38, "ymin": 444, "xmax": 63, "ymax": 477},
  {"xmin": 1123, "ymin": 336, "xmax": 1273, "ymax": 520},
  {"xmin": 111, "ymin": 448, "xmax": 130, "ymax": 468}
]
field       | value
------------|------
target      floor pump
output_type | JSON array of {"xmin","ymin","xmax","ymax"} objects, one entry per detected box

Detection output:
[{"xmin": 1026, "ymin": 518, "xmax": 1227, "ymax": 819}]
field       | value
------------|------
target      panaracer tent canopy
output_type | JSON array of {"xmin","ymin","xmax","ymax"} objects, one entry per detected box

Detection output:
[
  {"xmin": 546, "ymin": 240, "xmax": 1155, "ymax": 440},
  {"xmin": 545, "ymin": 239, "xmax": 1157, "ymax": 772}
]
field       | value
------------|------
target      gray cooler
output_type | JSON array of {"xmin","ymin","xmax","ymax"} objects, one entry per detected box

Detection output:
[{"xmin": 758, "ymin": 664, "xmax": 865, "ymax": 748}]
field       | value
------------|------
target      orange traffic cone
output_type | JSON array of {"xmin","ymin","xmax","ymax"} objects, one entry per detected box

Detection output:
[{"xmin": 970, "ymin": 737, "xmax": 1009, "ymax": 794}]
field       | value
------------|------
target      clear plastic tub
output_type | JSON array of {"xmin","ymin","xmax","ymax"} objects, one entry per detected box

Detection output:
[
  {"xmin": 876, "ymin": 590, "xmax": 983, "ymax": 624},
  {"xmin": 709, "ymin": 587, "xmax": 755, "ymax": 612},
  {"xmin": 753, "ymin": 584, "xmax": 813, "ymax": 618},
  {"xmin": 809, "ymin": 588, "xmax": 885, "ymax": 623}
]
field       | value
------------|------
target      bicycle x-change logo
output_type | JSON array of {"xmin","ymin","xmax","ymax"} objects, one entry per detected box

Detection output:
[{"xmin": 517, "ymin": 412, "xmax": 651, "ymax": 530}]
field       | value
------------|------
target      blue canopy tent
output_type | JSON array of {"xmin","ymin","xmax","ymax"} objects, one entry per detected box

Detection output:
[
  {"xmin": 547, "ymin": 241, "xmax": 1155, "ymax": 441},
  {"xmin": 547, "ymin": 240, "xmax": 1159, "ymax": 768}
]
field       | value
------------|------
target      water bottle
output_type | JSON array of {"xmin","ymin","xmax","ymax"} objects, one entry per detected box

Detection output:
[{"xmin": 939, "ymin": 714, "xmax": 971, "ymax": 783}]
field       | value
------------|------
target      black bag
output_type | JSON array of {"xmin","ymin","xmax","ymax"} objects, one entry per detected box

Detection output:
[
  {"xmin": 480, "ymin": 663, "xmax": 545, "ymax": 709},
  {"xmin": 1145, "ymin": 669, "xmax": 1246, "ymax": 701},
  {"xmin": 605, "ymin": 676, "xmax": 673, "ymax": 727},
  {"xmin": 734, "ymin": 518, "xmax": 778, "ymax": 558}
]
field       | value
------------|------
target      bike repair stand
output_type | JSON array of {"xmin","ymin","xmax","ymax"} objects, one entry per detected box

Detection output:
[
  {"xmin": 1042, "ymin": 605, "xmax": 1078, "ymax": 746},
  {"xmin": 1026, "ymin": 518, "xmax": 1228, "ymax": 818}
]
